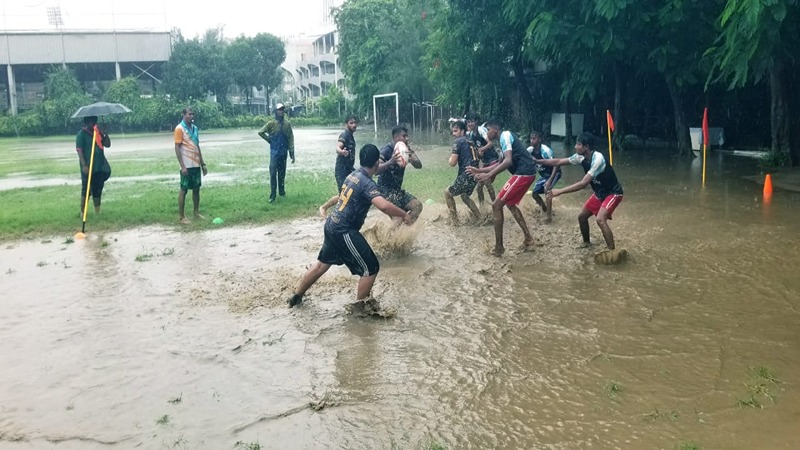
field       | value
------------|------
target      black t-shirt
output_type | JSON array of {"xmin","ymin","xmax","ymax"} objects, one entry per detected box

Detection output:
[
  {"xmin": 336, "ymin": 129, "xmax": 356, "ymax": 171},
  {"xmin": 377, "ymin": 142, "xmax": 405, "ymax": 191},
  {"xmin": 325, "ymin": 168, "xmax": 382, "ymax": 233},
  {"xmin": 499, "ymin": 131, "xmax": 536, "ymax": 175},
  {"xmin": 468, "ymin": 127, "xmax": 499, "ymax": 164},
  {"xmin": 452, "ymin": 136, "xmax": 478, "ymax": 176},
  {"xmin": 569, "ymin": 152, "xmax": 624, "ymax": 199}
]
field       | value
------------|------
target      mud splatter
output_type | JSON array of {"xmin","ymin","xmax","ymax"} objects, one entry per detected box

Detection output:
[{"xmin": 361, "ymin": 220, "xmax": 422, "ymax": 258}]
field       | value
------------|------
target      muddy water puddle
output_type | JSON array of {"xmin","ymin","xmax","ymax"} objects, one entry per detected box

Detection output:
[{"xmin": 2, "ymin": 149, "xmax": 800, "ymax": 449}]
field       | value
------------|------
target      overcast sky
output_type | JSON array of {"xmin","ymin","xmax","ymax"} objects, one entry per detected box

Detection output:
[{"xmin": 1, "ymin": 0, "xmax": 340, "ymax": 39}]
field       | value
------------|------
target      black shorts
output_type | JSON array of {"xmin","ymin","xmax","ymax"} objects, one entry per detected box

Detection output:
[
  {"xmin": 448, "ymin": 173, "xmax": 477, "ymax": 196},
  {"xmin": 379, "ymin": 187, "xmax": 417, "ymax": 210},
  {"xmin": 318, "ymin": 229, "xmax": 380, "ymax": 277}
]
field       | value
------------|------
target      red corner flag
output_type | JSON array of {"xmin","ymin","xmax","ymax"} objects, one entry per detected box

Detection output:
[
  {"xmin": 702, "ymin": 107, "xmax": 709, "ymax": 146},
  {"xmin": 606, "ymin": 110, "xmax": 615, "ymax": 132}
]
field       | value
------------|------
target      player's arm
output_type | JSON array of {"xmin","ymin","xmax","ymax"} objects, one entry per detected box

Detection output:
[
  {"xmin": 372, "ymin": 196, "xmax": 412, "ymax": 224},
  {"xmin": 549, "ymin": 173, "xmax": 592, "ymax": 198},
  {"xmin": 544, "ymin": 165, "xmax": 560, "ymax": 191},
  {"xmin": 319, "ymin": 195, "xmax": 339, "ymax": 219},
  {"xmin": 336, "ymin": 140, "xmax": 347, "ymax": 156},
  {"xmin": 535, "ymin": 157, "xmax": 570, "ymax": 167},
  {"xmin": 257, "ymin": 121, "xmax": 272, "ymax": 143},
  {"xmin": 376, "ymin": 151, "xmax": 401, "ymax": 174},
  {"xmin": 467, "ymin": 151, "xmax": 511, "ymax": 179},
  {"xmin": 407, "ymin": 145, "xmax": 422, "ymax": 169},
  {"xmin": 448, "ymin": 153, "xmax": 458, "ymax": 167},
  {"xmin": 174, "ymin": 129, "xmax": 187, "ymax": 175}
]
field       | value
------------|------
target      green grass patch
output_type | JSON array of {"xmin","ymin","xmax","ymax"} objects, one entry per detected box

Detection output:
[
  {"xmin": 737, "ymin": 365, "xmax": 781, "ymax": 409},
  {"xmin": 155, "ymin": 414, "xmax": 170, "ymax": 425},
  {"xmin": 642, "ymin": 408, "xmax": 679, "ymax": 422},
  {"xmin": 678, "ymin": 443, "xmax": 701, "ymax": 450},
  {"xmin": 0, "ymin": 130, "xmax": 523, "ymax": 242},
  {"xmin": 604, "ymin": 381, "xmax": 622, "ymax": 400}
]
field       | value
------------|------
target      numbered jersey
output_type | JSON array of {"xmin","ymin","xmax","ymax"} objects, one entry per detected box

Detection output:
[{"xmin": 325, "ymin": 168, "xmax": 382, "ymax": 234}]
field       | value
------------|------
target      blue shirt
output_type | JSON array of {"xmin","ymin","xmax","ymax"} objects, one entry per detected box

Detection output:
[{"xmin": 325, "ymin": 168, "xmax": 383, "ymax": 233}]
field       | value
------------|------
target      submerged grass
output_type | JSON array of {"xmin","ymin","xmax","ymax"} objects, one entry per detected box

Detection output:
[{"xmin": 737, "ymin": 365, "xmax": 781, "ymax": 409}]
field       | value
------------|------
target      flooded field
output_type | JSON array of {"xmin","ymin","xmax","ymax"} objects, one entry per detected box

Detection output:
[{"xmin": 1, "ymin": 129, "xmax": 800, "ymax": 449}]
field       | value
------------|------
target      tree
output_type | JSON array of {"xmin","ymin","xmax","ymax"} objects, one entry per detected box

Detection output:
[
  {"xmin": 317, "ymin": 85, "xmax": 346, "ymax": 119},
  {"xmin": 164, "ymin": 38, "xmax": 212, "ymax": 101},
  {"xmin": 163, "ymin": 28, "xmax": 231, "ymax": 103},
  {"xmin": 225, "ymin": 36, "xmax": 263, "ymax": 106},
  {"xmin": 708, "ymin": 0, "xmax": 800, "ymax": 165},
  {"xmin": 334, "ymin": 0, "xmax": 433, "ymax": 116},
  {"xmin": 35, "ymin": 67, "xmax": 90, "ymax": 132},
  {"xmin": 251, "ymin": 33, "xmax": 287, "ymax": 97}
]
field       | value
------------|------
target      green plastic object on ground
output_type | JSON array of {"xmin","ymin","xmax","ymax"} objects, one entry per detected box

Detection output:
[
  {"xmin": 212, "ymin": 217, "xmax": 224, "ymax": 225},
  {"xmin": 425, "ymin": 198, "xmax": 434, "ymax": 205}
]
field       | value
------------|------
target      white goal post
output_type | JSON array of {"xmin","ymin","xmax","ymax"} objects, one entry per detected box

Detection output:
[{"xmin": 373, "ymin": 92, "xmax": 399, "ymax": 135}]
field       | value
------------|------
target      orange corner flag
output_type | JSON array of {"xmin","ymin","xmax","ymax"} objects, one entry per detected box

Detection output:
[{"xmin": 607, "ymin": 110, "xmax": 615, "ymax": 132}]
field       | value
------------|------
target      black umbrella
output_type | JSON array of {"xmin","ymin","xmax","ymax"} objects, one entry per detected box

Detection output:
[{"xmin": 71, "ymin": 102, "xmax": 132, "ymax": 118}]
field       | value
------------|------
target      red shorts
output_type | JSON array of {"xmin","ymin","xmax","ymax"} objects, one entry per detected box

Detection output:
[
  {"xmin": 584, "ymin": 194, "xmax": 623, "ymax": 218},
  {"xmin": 498, "ymin": 175, "xmax": 535, "ymax": 206}
]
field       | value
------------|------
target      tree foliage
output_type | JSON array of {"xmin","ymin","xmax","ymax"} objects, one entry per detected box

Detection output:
[{"xmin": 334, "ymin": 0, "xmax": 434, "ymax": 115}]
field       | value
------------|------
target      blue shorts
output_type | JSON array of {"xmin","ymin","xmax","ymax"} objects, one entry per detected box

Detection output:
[{"xmin": 532, "ymin": 171, "xmax": 561, "ymax": 194}]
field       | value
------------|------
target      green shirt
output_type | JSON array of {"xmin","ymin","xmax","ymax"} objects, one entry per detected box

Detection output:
[
  {"xmin": 258, "ymin": 118, "xmax": 295, "ymax": 159},
  {"xmin": 76, "ymin": 128, "xmax": 111, "ymax": 173}
]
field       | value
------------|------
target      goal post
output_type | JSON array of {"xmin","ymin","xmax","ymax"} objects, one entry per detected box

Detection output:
[{"xmin": 373, "ymin": 92, "xmax": 399, "ymax": 135}]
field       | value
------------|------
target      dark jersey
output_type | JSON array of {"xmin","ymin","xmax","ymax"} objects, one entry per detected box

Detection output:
[
  {"xmin": 335, "ymin": 129, "xmax": 356, "ymax": 172},
  {"xmin": 468, "ymin": 126, "xmax": 499, "ymax": 164},
  {"xmin": 568, "ymin": 152, "xmax": 624, "ymax": 199},
  {"xmin": 499, "ymin": 131, "xmax": 536, "ymax": 176},
  {"xmin": 325, "ymin": 168, "xmax": 382, "ymax": 234},
  {"xmin": 377, "ymin": 142, "xmax": 405, "ymax": 191},
  {"xmin": 452, "ymin": 136, "xmax": 478, "ymax": 176}
]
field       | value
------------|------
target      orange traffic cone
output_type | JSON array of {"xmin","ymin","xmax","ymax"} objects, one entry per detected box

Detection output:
[{"xmin": 764, "ymin": 174, "xmax": 773, "ymax": 196}]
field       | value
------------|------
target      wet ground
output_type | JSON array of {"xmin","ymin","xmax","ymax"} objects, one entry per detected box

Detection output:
[{"xmin": 1, "ymin": 131, "xmax": 800, "ymax": 449}]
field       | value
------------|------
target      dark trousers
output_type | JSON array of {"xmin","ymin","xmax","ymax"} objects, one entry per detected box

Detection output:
[
  {"xmin": 269, "ymin": 153, "xmax": 288, "ymax": 199},
  {"xmin": 81, "ymin": 170, "xmax": 110, "ymax": 202}
]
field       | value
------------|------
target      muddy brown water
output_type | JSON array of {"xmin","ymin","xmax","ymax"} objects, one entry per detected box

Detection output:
[{"xmin": 2, "ymin": 130, "xmax": 800, "ymax": 449}]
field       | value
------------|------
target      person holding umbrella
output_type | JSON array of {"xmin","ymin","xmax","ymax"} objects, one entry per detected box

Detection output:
[
  {"xmin": 71, "ymin": 101, "xmax": 131, "ymax": 239},
  {"xmin": 76, "ymin": 115, "xmax": 111, "ymax": 217}
]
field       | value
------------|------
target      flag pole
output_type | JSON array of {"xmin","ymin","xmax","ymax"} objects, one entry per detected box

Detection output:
[
  {"xmin": 702, "ymin": 107, "xmax": 709, "ymax": 188},
  {"xmin": 606, "ymin": 110, "xmax": 614, "ymax": 165}
]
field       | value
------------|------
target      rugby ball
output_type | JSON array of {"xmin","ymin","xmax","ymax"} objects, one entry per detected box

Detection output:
[{"xmin": 395, "ymin": 142, "xmax": 410, "ymax": 168}]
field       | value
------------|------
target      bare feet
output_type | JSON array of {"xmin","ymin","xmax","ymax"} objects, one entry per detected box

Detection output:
[
  {"xmin": 490, "ymin": 246, "xmax": 505, "ymax": 257},
  {"xmin": 179, "ymin": 217, "xmax": 191, "ymax": 225},
  {"xmin": 578, "ymin": 241, "xmax": 593, "ymax": 249},
  {"xmin": 194, "ymin": 213, "xmax": 205, "ymax": 220}
]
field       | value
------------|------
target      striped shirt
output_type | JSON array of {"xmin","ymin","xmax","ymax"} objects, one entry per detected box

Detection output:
[{"xmin": 174, "ymin": 121, "xmax": 201, "ymax": 168}]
